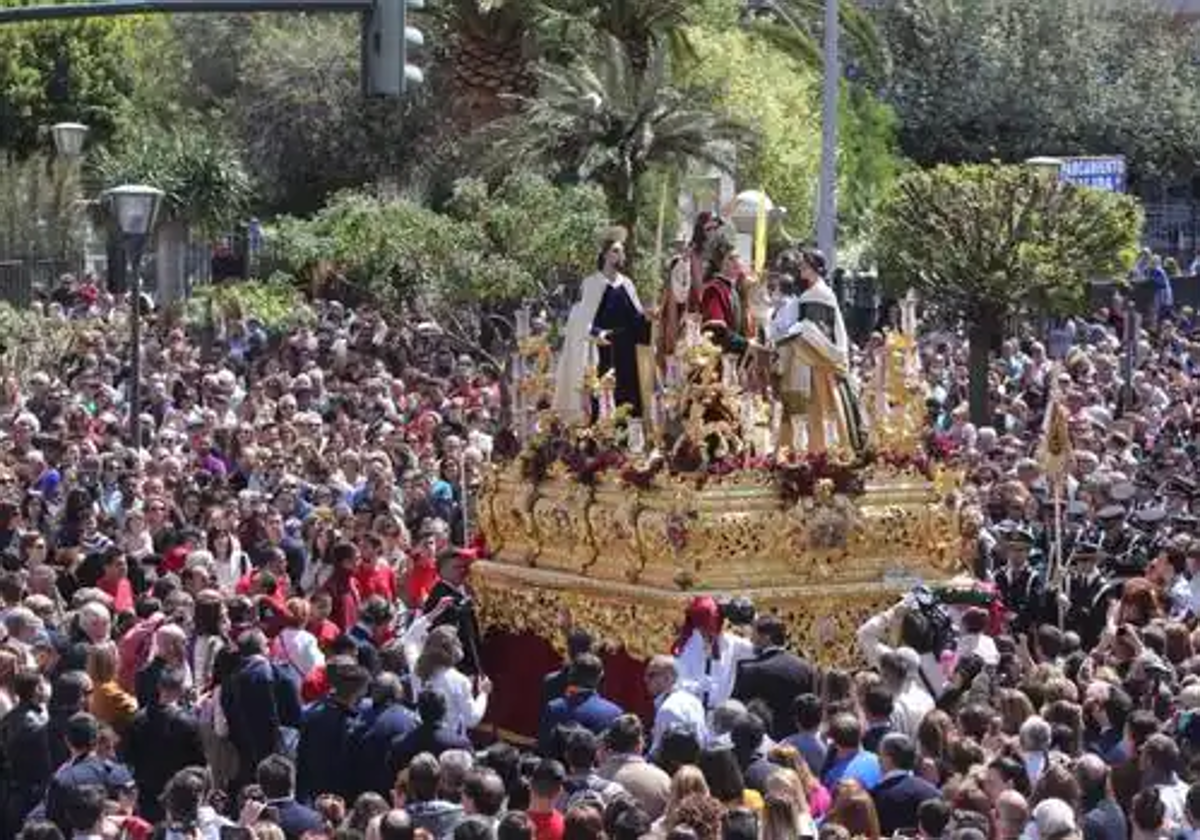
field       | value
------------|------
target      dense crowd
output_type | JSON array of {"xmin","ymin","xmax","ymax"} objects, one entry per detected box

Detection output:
[{"xmin": 2, "ymin": 260, "xmax": 1200, "ymax": 840}]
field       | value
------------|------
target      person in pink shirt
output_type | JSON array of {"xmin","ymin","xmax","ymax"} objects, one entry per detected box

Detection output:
[{"xmin": 97, "ymin": 548, "xmax": 135, "ymax": 614}]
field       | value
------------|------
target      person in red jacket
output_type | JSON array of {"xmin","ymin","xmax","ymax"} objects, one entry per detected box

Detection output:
[
  {"xmin": 97, "ymin": 547, "xmax": 135, "ymax": 614},
  {"xmin": 307, "ymin": 591, "xmax": 342, "ymax": 652},
  {"xmin": 322, "ymin": 540, "xmax": 362, "ymax": 631},
  {"xmin": 353, "ymin": 533, "xmax": 397, "ymax": 601},
  {"xmin": 405, "ymin": 517, "xmax": 448, "ymax": 609}
]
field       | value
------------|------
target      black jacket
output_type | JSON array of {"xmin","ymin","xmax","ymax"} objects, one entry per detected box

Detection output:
[
  {"xmin": 0, "ymin": 703, "xmax": 53, "ymax": 836},
  {"xmin": 1082, "ymin": 799, "xmax": 1128, "ymax": 840},
  {"xmin": 387, "ymin": 725, "xmax": 472, "ymax": 779},
  {"xmin": 423, "ymin": 581, "xmax": 482, "ymax": 675},
  {"xmin": 124, "ymin": 702, "xmax": 205, "ymax": 822},
  {"xmin": 297, "ymin": 698, "xmax": 361, "ymax": 803},
  {"xmin": 732, "ymin": 647, "xmax": 817, "ymax": 739}
]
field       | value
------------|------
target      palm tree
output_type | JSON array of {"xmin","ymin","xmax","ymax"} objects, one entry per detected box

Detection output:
[
  {"xmin": 543, "ymin": 0, "xmax": 701, "ymax": 72},
  {"xmin": 92, "ymin": 123, "xmax": 252, "ymax": 301},
  {"xmin": 741, "ymin": 0, "xmax": 888, "ymax": 82},
  {"xmin": 481, "ymin": 36, "xmax": 756, "ymax": 249}
]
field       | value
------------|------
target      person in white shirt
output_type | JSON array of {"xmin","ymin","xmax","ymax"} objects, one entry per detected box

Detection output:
[
  {"xmin": 645, "ymin": 655, "xmax": 708, "ymax": 756},
  {"xmin": 880, "ymin": 648, "xmax": 934, "ymax": 739},
  {"xmin": 857, "ymin": 598, "xmax": 947, "ymax": 699},
  {"xmin": 672, "ymin": 597, "xmax": 754, "ymax": 713},
  {"xmin": 414, "ymin": 624, "xmax": 492, "ymax": 739}
]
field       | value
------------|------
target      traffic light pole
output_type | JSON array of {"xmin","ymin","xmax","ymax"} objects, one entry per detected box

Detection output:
[
  {"xmin": 0, "ymin": 0, "xmax": 372, "ymax": 23},
  {"xmin": 0, "ymin": 0, "xmax": 424, "ymax": 99}
]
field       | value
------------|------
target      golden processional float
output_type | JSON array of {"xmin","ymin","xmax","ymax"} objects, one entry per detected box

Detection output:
[{"xmin": 473, "ymin": 308, "xmax": 969, "ymax": 668}]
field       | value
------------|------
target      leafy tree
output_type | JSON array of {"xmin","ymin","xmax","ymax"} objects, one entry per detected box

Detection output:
[
  {"xmin": 185, "ymin": 276, "xmax": 315, "ymax": 334},
  {"xmin": 0, "ymin": 11, "xmax": 145, "ymax": 159},
  {"xmin": 873, "ymin": 163, "xmax": 1142, "ymax": 422},
  {"xmin": 231, "ymin": 14, "xmax": 415, "ymax": 215},
  {"xmin": 481, "ymin": 36, "xmax": 754, "ymax": 253},
  {"xmin": 686, "ymin": 26, "xmax": 821, "ymax": 237},
  {"xmin": 839, "ymin": 85, "xmax": 903, "ymax": 239},
  {"xmin": 741, "ymin": 0, "xmax": 887, "ymax": 82},
  {"xmin": 878, "ymin": 0, "xmax": 1200, "ymax": 187},
  {"xmin": 270, "ymin": 174, "xmax": 608, "ymax": 359}
]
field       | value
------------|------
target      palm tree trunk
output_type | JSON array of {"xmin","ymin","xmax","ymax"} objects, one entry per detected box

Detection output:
[{"xmin": 608, "ymin": 171, "xmax": 641, "ymax": 271}]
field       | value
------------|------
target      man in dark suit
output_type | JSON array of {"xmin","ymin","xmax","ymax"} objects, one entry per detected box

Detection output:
[
  {"xmin": 423, "ymin": 549, "xmax": 483, "ymax": 674},
  {"xmin": 354, "ymin": 672, "xmax": 418, "ymax": 797},
  {"xmin": 258, "ymin": 754, "xmax": 325, "ymax": 840},
  {"xmin": 732, "ymin": 614, "xmax": 816, "ymax": 740},
  {"xmin": 0, "ymin": 670, "xmax": 54, "ymax": 837},
  {"xmin": 297, "ymin": 657, "xmax": 369, "ymax": 802},
  {"xmin": 861, "ymin": 684, "xmax": 895, "ymax": 754},
  {"xmin": 222, "ymin": 629, "xmax": 303, "ymax": 789},
  {"xmin": 1075, "ymin": 754, "xmax": 1127, "ymax": 840},
  {"xmin": 388, "ymin": 691, "xmax": 473, "ymax": 778},
  {"xmin": 539, "ymin": 653, "xmax": 624, "ymax": 756},
  {"xmin": 124, "ymin": 669, "xmax": 205, "ymax": 822},
  {"xmin": 540, "ymin": 628, "xmax": 595, "ymax": 714},
  {"xmin": 43, "ymin": 713, "xmax": 135, "ymax": 835},
  {"xmin": 872, "ymin": 733, "xmax": 942, "ymax": 836}
]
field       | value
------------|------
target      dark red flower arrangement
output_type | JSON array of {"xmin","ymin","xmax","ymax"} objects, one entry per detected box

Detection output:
[{"xmin": 516, "ymin": 424, "xmax": 943, "ymax": 500}]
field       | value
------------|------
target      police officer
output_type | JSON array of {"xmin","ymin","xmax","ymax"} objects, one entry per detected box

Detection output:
[
  {"xmin": 992, "ymin": 524, "xmax": 1046, "ymax": 634},
  {"xmin": 41, "ymin": 712, "xmax": 135, "ymax": 835},
  {"xmin": 1058, "ymin": 537, "xmax": 1120, "ymax": 648}
]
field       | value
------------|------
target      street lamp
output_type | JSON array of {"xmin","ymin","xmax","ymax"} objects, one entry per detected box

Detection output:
[
  {"xmin": 103, "ymin": 184, "xmax": 164, "ymax": 449},
  {"xmin": 50, "ymin": 122, "xmax": 88, "ymax": 160},
  {"xmin": 50, "ymin": 123, "xmax": 89, "ymax": 281},
  {"xmin": 741, "ymin": 0, "xmax": 839, "ymax": 271}
]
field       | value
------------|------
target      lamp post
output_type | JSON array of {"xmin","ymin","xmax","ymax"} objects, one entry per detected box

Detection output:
[
  {"xmin": 50, "ymin": 123, "xmax": 88, "ymax": 282},
  {"xmin": 742, "ymin": 0, "xmax": 839, "ymax": 269},
  {"xmin": 50, "ymin": 123, "xmax": 88, "ymax": 160},
  {"xmin": 103, "ymin": 184, "xmax": 164, "ymax": 448}
]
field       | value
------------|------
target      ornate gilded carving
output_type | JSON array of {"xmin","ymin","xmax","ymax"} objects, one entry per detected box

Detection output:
[
  {"xmin": 530, "ymin": 479, "xmax": 595, "ymax": 573},
  {"xmin": 473, "ymin": 560, "xmax": 902, "ymax": 668},
  {"xmin": 475, "ymin": 463, "xmax": 968, "ymax": 664}
]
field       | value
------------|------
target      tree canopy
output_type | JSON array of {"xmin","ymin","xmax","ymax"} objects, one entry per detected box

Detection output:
[
  {"xmin": 878, "ymin": 0, "xmax": 1200, "ymax": 186},
  {"xmin": 873, "ymin": 162, "xmax": 1142, "ymax": 420},
  {"xmin": 271, "ymin": 174, "xmax": 609, "ymax": 311},
  {"xmin": 0, "ymin": 11, "xmax": 147, "ymax": 158},
  {"xmin": 480, "ymin": 36, "xmax": 754, "ymax": 250}
]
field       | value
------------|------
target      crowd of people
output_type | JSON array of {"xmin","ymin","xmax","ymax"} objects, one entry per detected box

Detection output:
[{"xmin": 1, "ymin": 259, "xmax": 1200, "ymax": 840}]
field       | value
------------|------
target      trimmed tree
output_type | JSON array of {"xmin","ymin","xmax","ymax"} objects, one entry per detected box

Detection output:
[{"xmin": 873, "ymin": 163, "xmax": 1142, "ymax": 423}]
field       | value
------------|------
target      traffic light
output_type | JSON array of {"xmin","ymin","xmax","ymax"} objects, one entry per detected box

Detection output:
[{"xmin": 362, "ymin": 0, "xmax": 424, "ymax": 98}]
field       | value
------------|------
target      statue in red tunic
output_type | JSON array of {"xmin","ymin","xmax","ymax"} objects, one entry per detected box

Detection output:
[{"xmin": 699, "ymin": 233, "xmax": 755, "ymax": 354}]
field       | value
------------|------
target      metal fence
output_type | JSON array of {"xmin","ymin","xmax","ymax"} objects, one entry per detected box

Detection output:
[
  {"xmin": 0, "ymin": 258, "xmax": 78, "ymax": 307},
  {"xmin": 1143, "ymin": 200, "xmax": 1199, "ymax": 262}
]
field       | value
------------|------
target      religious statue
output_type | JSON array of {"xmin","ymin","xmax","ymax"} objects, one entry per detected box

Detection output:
[
  {"xmin": 657, "ymin": 224, "xmax": 693, "ymax": 365},
  {"xmin": 769, "ymin": 249, "xmax": 866, "ymax": 455},
  {"xmin": 553, "ymin": 226, "xmax": 653, "ymax": 422},
  {"xmin": 698, "ymin": 231, "xmax": 756, "ymax": 354}
]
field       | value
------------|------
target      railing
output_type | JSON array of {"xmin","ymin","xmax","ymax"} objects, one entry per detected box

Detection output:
[{"xmin": 0, "ymin": 258, "xmax": 79, "ymax": 307}]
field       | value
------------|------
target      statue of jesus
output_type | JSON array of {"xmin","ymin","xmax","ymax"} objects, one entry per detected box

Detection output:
[{"xmin": 553, "ymin": 226, "xmax": 652, "ymax": 423}]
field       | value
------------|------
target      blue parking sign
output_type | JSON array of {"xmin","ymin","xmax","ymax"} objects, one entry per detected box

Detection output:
[{"xmin": 1057, "ymin": 156, "xmax": 1126, "ymax": 193}]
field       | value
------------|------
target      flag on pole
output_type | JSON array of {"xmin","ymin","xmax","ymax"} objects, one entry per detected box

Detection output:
[
  {"xmin": 753, "ymin": 189, "xmax": 768, "ymax": 275},
  {"xmin": 1038, "ymin": 366, "xmax": 1073, "ymax": 479}
]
